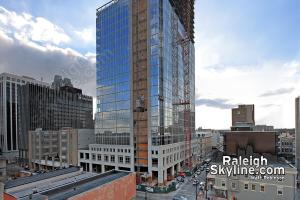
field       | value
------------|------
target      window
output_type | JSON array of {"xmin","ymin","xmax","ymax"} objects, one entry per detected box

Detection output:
[
  {"xmin": 252, "ymin": 184, "xmax": 256, "ymax": 191},
  {"xmin": 97, "ymin": 154, "xmax": 101, "ymax": 161},
  {"xmin": 104, "ymin": 155, "xmax": 109, "ymax": 162},
  {"xmin": 221, "ymin": 181, "xmax": 225, "ymax": 187},
  {"xmin": 92, "ymin": 154, "xmax": 96, "ymax": 160},
  {"xmin": 260, "ymin": 185, "xmax": 265, "ymax": 192},
  {"xmin": 85, "ymin": 153, "xmax": 89, "ymax": 159},
  {"xmin": 119, "ymin": 156, "xmax": 123, "ymax": 163},
  {"xmin": 125, "ymin": 156, "xmax": 130, "ymax": 164},
  {"xmin": 277, "ymin": 188, "xmax": 283, "ymax": 195},
  {"xmin": 232, "ymin": 183, "xmax": 236, "ymax": 189},
  {"xmin": 80, "ymin": 153, "xmax": 84, "ymax": 159},
  {"xmin": 111, "ymin": 155, "xmax": 115, "ymax": 163},
  {"xmin": 244, "ymin": 184, "xmax": 248, "ymax": 190}
]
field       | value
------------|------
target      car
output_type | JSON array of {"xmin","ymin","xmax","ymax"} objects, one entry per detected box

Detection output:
[
  {"xmin": 200, "ymin": 166, "xmax": 204, "ymax": 171},
  {"xmin": 176, "ymin": 176, "xmax": 184, "ymax": 182},
  {"xmin": 206, "ymin": 168, "xmax": 210, "ymax": 173},
  {"xmin": 200, "ymin": 181, "xmax": 205, "ymax": 187},
  {"xmin": 192, "ymin": 180, "xmax": 199, "ymax": 185},
  {"xmin": 196, "ymin": 171, "xmax": 201, "ymax": 175}
]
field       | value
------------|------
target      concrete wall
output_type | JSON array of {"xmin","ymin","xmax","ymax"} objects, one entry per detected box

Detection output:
[
  {"xmin": 77, "ymin": 129, "xmax": 95, "ymax": 150},
  {"xmin": 69, "ymin": 173, "xmax": 136, "ymax": 200}
]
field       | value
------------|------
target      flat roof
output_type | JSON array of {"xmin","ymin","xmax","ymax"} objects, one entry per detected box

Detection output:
[
  {"xmin": 6, "ymin": 169, "xmax": 132, "ymax": 200},
  {"xmin": 4, "ymin": 167, "xmax": 80, "ymax": 189},
  {"xmin": 44, "ymin": 171, "xmax": 129, "ymax": 200}
]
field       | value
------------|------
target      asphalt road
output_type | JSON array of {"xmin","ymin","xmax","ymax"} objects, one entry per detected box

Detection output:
[{"xmin": 136, "ymin": 167, "xmax": 209, "ymax": 200}]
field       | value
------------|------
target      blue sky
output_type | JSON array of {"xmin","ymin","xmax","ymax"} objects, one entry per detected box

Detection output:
[{"xmin": 0, "ymin": 0, "xmax": 299, "ymax": 129}]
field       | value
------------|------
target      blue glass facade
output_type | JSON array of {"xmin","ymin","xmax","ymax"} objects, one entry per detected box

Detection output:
[
  {"xmin": 95, "ymin": 0, "xmax": 195, "ymax": 147},
  {"xmin": 150, "ymin": 0, "xmax": 195, "ymax": 146},
  {"xmin": 95, "ymin": 0, "xmax": 131, "ymax": 145}
]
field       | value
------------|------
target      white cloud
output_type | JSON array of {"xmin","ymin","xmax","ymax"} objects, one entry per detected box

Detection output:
[
  {"xmin": 0, "ymin": 7, "xmax": 96, "ymax": 98},
  {"xmin": 75, "ymin": 27, "xmax": 95, "ymax": 44},
  {"xmin": 195, "ymin": 58, "xmax": 300, "ymax": 129},
  {"xmin": 0, "ymin": 6, "xmax": 70, "ymax": 45}
]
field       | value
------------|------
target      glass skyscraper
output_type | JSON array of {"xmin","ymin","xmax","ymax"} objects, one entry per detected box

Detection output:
[{"xmin": 80, "ymin": 0, "xmax": 197, "ymax": 184}]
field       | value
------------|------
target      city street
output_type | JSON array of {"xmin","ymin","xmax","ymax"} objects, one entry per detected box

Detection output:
[{"xmin": 136, "ymin": 166, "xmax": 209, "ymax": 200}]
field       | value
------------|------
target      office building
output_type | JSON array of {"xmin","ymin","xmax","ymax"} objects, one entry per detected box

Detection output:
[
  {"xmin": 28, "ymin": 128, "xmax": 94, "ymax": 170},
  {"xmin": 3, "ymin": 167, "xmax": 136, "ymax": 200},
  {"xmin": 18, "ymin": 77, "xmax": 93, "ymax": 162},
  {"xmin": 80, "ymin": 0, "xmax": 195, "ymax": 184},
  {"xmin": 0, "ymin": 73, "xmax": 49, "ymax": 161},
  {"xmin": 195, "ymin": 130, "xmax": 213, "ymax": 162},
  {"xmin": 231, "ymin": 104, "xmax": 255, "ymax": 130}
]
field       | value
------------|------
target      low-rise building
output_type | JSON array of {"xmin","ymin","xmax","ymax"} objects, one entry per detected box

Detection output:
[
  {"xmin": 224, "ymin": 131, "xmax": 277, "ymax": 156},
  {"xmin": 278, "ymin": 132, "xmax": 295, "ymax": 163},
  {"xmin": 3, "ymin": 167, "xmax": 136, "ymax": 200},
  {"xmin": 196, "ymin": 130, "xmax": 213, "ymax": 162},
  {"xmin": 28, "ymin": 128, "xmax": 94, "ymax": 170},
  {"xmin": 78, "ymin": 137, "xmax": 202, "ymax": 184},
  {"xmin": 0, "ymin": 156, "xmax": 6, "ymax": 182},
  {"xmin": 207, "ymin": 159, "xmax": 297, "ymax": 200},
  {"xmin": 253, "ymin": 125, "xmax": 274, "ymax": 131}
]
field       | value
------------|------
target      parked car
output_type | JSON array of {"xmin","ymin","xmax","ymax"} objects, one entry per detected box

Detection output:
[
  {"xmin": 178, "ymin": 172, "xmax": 186, "ymax": 177},
  {"xmin": 200, "ymin": 181, "xmax": 205, "ymax": 187},
  {"xmin": 196, "ymin": 170, "xmax": 201, "ymax": 175},
  {"xmin": 200, "ymin": 166, "xmax": 204, "ymax": 171},
  {"xmin": 176, "ymin": 176, "xmax": 184, "ymax": 182},
  {"xmin": 193, "ymin": 180, "xmax": 199, "ymax": 185}
]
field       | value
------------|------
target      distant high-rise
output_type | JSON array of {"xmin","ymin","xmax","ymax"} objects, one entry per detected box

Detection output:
[
  {"xmin": 18, "ymin": 77, "xmax": 93, "ymax": 162},
  {"xmin": 0, "ymin": 73, "xmax": 49, "ymax": 161},
  {"xmin": 295, "ymin": 97, "xmax": 300, "ymax": 171},
  {"xmin": 79, "ymin": 0, "xmax": 196, "ymax": 184},
  {"xmin": 231, "ymin": 104, "xmax": 255, "ymax": 130}
]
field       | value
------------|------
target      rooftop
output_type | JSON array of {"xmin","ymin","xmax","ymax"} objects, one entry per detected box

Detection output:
[
  {"xmin": 4, "ymin": 167, "xmax": 80, "ymax": 189},
  {"xmin": 5, "ymin": 167, "xmax": 132, "ymax": 200}
]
